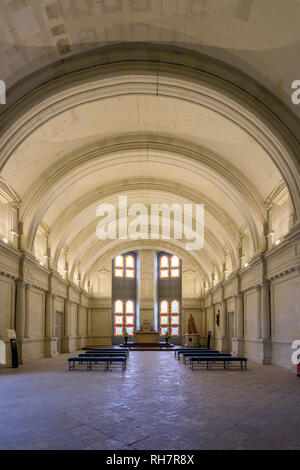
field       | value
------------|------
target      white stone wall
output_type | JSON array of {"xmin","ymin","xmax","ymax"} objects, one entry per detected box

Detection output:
[
  {"xmin": 89, "ymin": 299, "xmax": 112, "ymax": 346},
  {"xmin": 0, "ymin": 242, "xmax": 90, "ymax": 363},
  {"xmin": 0, "ymin": 232, "xmax": 300, "ymax": 368},
  {"xmin": 0, "ymin": 274, "xmax": 15, "ymax": 336},
  {"xmin": 270, "ymin": 272, "xmax": 300, "ymax": 368}
]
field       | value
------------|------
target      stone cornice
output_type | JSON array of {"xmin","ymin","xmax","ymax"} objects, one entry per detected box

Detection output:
[
  {"xmin": 265, "ymin": 180, "xmax": 288, "ymax": 208},
  {"xmin": 0, "ymin": 244, "xmax": 90, "ymax": 302},
  {"xmin": 202, "ymin": 239, "xmax": 300, "ymax": 302},
  {"xmin": 283, "ymin": 222, "xmax": 300, "ymax": 244},
  {"xmin": 0, "ymin": 240, "xmax": 21, "ymax": 279},
  {"xmin": 0, "ymin": 239, "xmax": 21, "ymax": 259},
  {"xmin": 0, "ymin": 176, "xmax": 21, "ymax": 205}
]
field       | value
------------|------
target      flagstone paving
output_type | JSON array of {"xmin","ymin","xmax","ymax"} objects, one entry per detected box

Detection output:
[{"xmin": 0, "ymin": 351, "xmax": 299, "ymax": 450}]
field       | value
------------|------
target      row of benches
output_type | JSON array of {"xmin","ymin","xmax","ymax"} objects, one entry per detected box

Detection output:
[
  {"xmin": 67, "ymin": 347, "xmax": 247, "ymax": 371},
  {"xmin": 68, "ymin": 348, "xmax": 129, "ymax": 371},
  {"xmin": 174, "ymin": 348, "xmax": 248, "ymax": 370}
]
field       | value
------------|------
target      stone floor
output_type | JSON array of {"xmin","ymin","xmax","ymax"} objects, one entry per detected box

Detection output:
[{"xmin": 0, "ymin": 351, "xmax": 299, "ymax": 450}]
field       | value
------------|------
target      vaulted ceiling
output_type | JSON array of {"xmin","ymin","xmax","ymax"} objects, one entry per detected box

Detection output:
[
  {"xmin": 1, "ymin": 0, "xmax": 299, "ymax": 117},
  {"xmin": 0, "ymin": 1, "xmax": 299, "ymax": 292}
]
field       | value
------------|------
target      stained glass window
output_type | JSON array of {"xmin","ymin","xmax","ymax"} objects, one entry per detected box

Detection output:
[
  {"xmin": 157, "ymin": 252, "xmax": 181, "ymax": 340},
  {"xmin": 160, "ymin": 256, "xmax": 169, "ymax": 268},
  {"xmin": 126, "ymin": 327, "xmax": 134, "ymax": 336},
  {"xmin": 114, "ymin": 326, "xmax": 123, "ymax": 336},
  {"xmin": 115, "ymin": 300, "xmax": 123, "ymax": 313},
  {"xmin": 160, "ymin": 269, "xmax": 169, "ymax": 278},
  {"xmin": 115, "ymin": 268, "xmax": 123, "ymax": 277},
  {"xmin": 159, "ymin": 299, "xmax": 181, "ymax": 337},
  {"xmin": 125, "ymin": 315, "xmax": 134, "ymax": 325},
  {"xmin": 114, "ymin": 315, "xmax": 123, "ymax": 325},
  {"xmin": 115, "ymin": 255, "xmax": 124, "ymax": 267},
  {"xmin": 171, "ymin": 327, "xmax": 180, "ymax": 336},
  {"xmin": 160, "ymin": 327, "xmax": 169, "ymax": 336},
  {"xmin": 113, "ymin": 254, "xmax": 135, "ymax": 278},
  {"xmin": 112, "ymin": 252, "xmax": 137, "ymax": 340},
  {"xmin": 160, "ymin": 300, "xmax": 168, "ymax": 313},
  {"xmin": 171, "ymin": 315, "xmax": 180, "ymax": 325},
  {"xmin": 125, "ymin": 269, "xmax": 135, "ymax": 278},
  {"xmin": 113, "ymin": 298, "xmax": 135, "ymax": 337},
  {"xmin": 125, "ymin": 300, "xmax": 134, "ymax": 313},
  {"xmin": 171, "ymin": 255, "xmax": 179, "ymax": 267},
  {"xmin": 171, "ymin": 269, "xmax": 180, "ymax": 278},
  {"xmin": 159, "ymin": 253, "xmax": 181, "ymax": 279},
  {"xmin": 171, "ymin": 300, "xmax": 179, "ymax": 313},
  {"xmin": 126, "ymin": 255, "xmax": 134, "ymax": 268},
  {"xmin": 160, "ymin": 315, "xmax": 169, "ymax": 325}
]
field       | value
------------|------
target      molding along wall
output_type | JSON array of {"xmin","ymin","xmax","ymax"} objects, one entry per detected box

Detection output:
[
  {"xmin": 0, "ymin": 240, "xmax": 90, "ymax": 366},
  {"xmin": 201, "ymin": 226, "xmax": 300, "ymax": 369},
  {"xmin": 0, "ymin": 45, "xmax": 299, "ymax": 369},
  {"xmin": 1, "ymin": 228, "xmax": 299, "ymax": 368}
]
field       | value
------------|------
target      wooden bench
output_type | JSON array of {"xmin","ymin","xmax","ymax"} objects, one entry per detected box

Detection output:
[
  {"xmin": 176, "ymin": 349, "xmax": 219, "ymax": 359},
  {"xmin": 181, "ymin": 352, "xmax": 231, "ymax": 364},
  {"xmin": 81, "ymin": 347, "xmax": 129, "ymax": 352},
  {"xmin": 84, "ymin": 348, "xmax": 129, "ymax": 356},
  {"xmin": 79, "ymin": 352, "xmax": 127, "ymax": 360},
  {"xmin": 175, "ymin": 348, "xmax": 217, "ymax": 358},
  {"xmin": 68, "ymin": 356, "xmax": 126, "ymax": 371},
  {"xmin": 189, "ymin": 356, "xmax": 247, "ymax": 370}
]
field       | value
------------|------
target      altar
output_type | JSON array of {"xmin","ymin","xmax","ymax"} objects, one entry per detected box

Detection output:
[{"xmin": 135, "ymin": 320, "xmax": 159, "ymax": 344}]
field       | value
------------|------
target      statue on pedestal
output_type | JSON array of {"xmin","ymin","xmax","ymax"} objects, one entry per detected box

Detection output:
[
  {"xmin": 185, "ymin": 314, "xmax": 200, "ymax": 346},
  {"xmin": 188, "ymin": 314, "xmax": 198, "ymax": 334}
]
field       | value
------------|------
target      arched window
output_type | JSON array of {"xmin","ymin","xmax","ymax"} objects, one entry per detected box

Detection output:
[
  {"xmin": 160, "ymin": 300, "xmax": 169, "ymax": 313},
  {"xmin": 125, "ymin": 300, "xmax": 134, "ymax": 313},
  {"xmin": 115, "ymin": 255, "xmax": 124, "ymax": 267},
  {"xmin": 159, "ymin": 298, "xmax": 181, "ymax": 337},
  {"xmin": 112, "ymin": 252, "xmax": 137, "ymax": 341},
  {"xmin": 113, "ymin": 299, "xmax": 135, "ymax": 337},
  {"xmin": 171, "ymin": 255, "xmax": 179, "ymax": 267},
  {"xmin": 115, "ymin": 299, "xmax": 123, "ymax": 313},
  {"xmin": 114, "ymin": 255, "xmax": 124, "ymax": 277},
  {"xmin": 157, "ymin": 252, "xmax": 182, "ymax": 341},
  {"xmin": 126, "ymin": 255, "xmax": 134, "ymax": 268},
  {"xmin": 159, "ymin": 253, "xmax": 181, "ymax": 278},
  {"xmin": 113, "ymin": 254, "xmax": 135, "ymax": 278}
]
